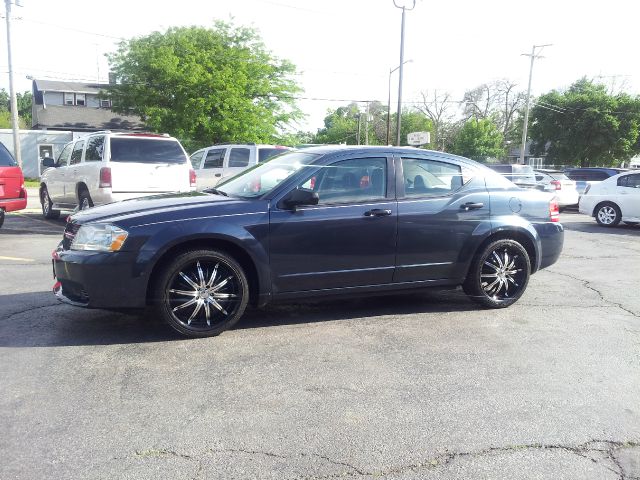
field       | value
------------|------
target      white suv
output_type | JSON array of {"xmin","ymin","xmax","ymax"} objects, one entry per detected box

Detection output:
[
  {"xmin": 40, "ymin": 131, "xmax": 196, "ymax": 218},
  {"xmin": 189, "ymin": 143, "xmax": 290, "ymax": 190}
]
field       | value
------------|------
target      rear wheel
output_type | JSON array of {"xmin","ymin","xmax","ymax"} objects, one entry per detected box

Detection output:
[
  {"xmin": 595, "ymin": 202, "xmax": 621, "ymax": 227},
  {"xmin": 151, "ymin": 249, "xmax": 249, "ymax": 338},
  {"xmin": 463, "ymin": 239, "xmax": 531, "ymax": 308},
  {"xmin": 0, "ymin": 208, "xmax": 5, "ymax": 228},
  {"xmin": 78, "ymin": 190, "xmax": 93, "ymax": 210},
  {"xmin": 40, "ymin": 186, "xmax": 60, "ymax": 220}
]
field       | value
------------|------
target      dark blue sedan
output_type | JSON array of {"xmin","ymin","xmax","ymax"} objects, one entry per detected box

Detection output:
[{"xmin": 52, "ymin": 146, "xmax": 564, "ymax": 338}]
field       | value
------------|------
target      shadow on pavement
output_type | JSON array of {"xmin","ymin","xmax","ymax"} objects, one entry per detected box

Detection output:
[
  {"xmin": 0, "ymin": 288, "xmax": 476, "ymax": 348},
  {"xmin": 0, "ymin": 212, "xmax": 66, "ymax": 236},
  {"xmin": 562, "ymin": 220, "xmax": 640, "ymax": 237}
]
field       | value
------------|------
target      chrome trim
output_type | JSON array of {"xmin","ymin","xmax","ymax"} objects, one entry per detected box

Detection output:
[{"xmin": 131, "ymin": 211, "xmax": 268, "ymax": 228}]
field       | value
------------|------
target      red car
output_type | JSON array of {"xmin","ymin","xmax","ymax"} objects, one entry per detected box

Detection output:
[{"xmin": 0, "ymin": 142, "xmax": 27, "ymax": 228}]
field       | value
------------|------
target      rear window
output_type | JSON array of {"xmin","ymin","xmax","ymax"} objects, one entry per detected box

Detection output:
[
  {"xmin": 258, "ymin": 148, "xmax": 287, "ymax": 163},
  {"xmin": 0, "ymin": 143, "xmax": 17, "ymax": 166},
  {"xmin": 109, "ymin": 138, "xmax": 186, "ymax": 164}
]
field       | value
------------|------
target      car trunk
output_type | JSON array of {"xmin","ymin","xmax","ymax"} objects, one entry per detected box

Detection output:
[
  {"xmin": 108, "ymin": 137, "xmax": 190, "ymax": 193},
  {"xmin": 0, "ymin": 166, "xmax": 23, "ymax": 199}
]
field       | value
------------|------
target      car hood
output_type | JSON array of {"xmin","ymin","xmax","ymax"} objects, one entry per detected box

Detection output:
[{"xmin": 70, "ymin": 191, "xmax": 256, "ymax": 225}]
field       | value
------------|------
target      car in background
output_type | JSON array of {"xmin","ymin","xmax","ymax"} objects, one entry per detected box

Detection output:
[
  {"xmin": 486, "ymin": 164, "xmax": 538, "ymax": 189},
  {"xmin": 564, "ymin": 167, "xmax": 627, "ymax": 196},
  {"xmin": 0, "ymin": 141, "xmax": 27, "ymax": 228},
  {"xmin": 39, "ymin": 131, "xmax": 195, "ymax": 219},
  {"xmin": 190, "ymin": 143, "xmax": 290, "ymax": 190},
  {"xmin": 579, "ymin": 171, "xmax": 640, "ymax": 226},
  {"xmin": 534, "ymin": 169, "xmax": 579, "ymax": 209},
  {"xmin": 52, "ymin": 146, "xmax": 564, "ymax": 338}
]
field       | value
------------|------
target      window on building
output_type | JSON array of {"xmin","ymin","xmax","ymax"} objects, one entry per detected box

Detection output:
[
  {"xmin": 75, "ymin": 93, "xmax": 86, "ymax": 106},
  {"xmin": 64, "ymin": 93, "xmax": 75, "ymax": 106},
  {"xmin": 100, "ymin": 99, "xmax": 112, "ymax": 108}
]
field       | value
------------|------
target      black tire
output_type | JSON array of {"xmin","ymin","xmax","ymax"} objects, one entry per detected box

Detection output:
[
  {"xmin": 150, "ymin": 249, "xmax": 249, "ymax": 338},
  {"xmin": 40, "ymin": 186, "xmax": 60, "ymax": 220},
  {"xmin": 463, "ymin": 239, "xmax": 531, "ymax": 308},
  {"xmin": 0, "ymin": 208, "xmax": 5, "ymax": 228},
  {"xmin": 78, "ymin": 190, "xmax": 93, "ymax": 211},
  {"xmin": 594, "ymin": 202, "xmax": 621, "ymax": 227}
]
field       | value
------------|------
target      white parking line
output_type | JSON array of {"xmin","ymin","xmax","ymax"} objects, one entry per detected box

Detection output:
[{"xmin": 0, "ymin": 255, "xmax": 36, "ymax": 262}]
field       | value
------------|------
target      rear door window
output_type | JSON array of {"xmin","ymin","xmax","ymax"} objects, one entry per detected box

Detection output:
[
  {"xmin": 618, "ymin": 174, "xmax": 640, "ymax": 188},
  {"xmin": 70, "ymin": 141, "xmax": 85, "ymax": 165},
  {"xmin": 109, "ymin": 138, "xmax": 186, "ymax": 164},
  {"xmin": 402, "ymin": 158, "xmax": 463, "ymax": 197},
  {"xmin": 229, "ymin": 148, "xmax": 250, "ymax": 167},
  {"xmin": 84, "ymin": 136, "xmax": 105, "ymax": 162},
  {"xmin": 204, "ymin": 148, "xmax": 225, "ymax": 169}
]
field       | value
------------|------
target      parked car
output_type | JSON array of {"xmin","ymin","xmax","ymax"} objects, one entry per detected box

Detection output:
[
  {"xmin": 486, "ymin": 164, "xmax": 538, "ymax": 189},
  {"xmin": 39, "ymin": 131, "xmax": 195, "ymax": 219},
  {"xmin": 564, "ymin": 167, "xmax": 627, "ymax": 196},
  {"xmin": 52, "ymin": 146, "xmax": 564, "ymax": 338},
  {"xmin": 190, "ymin": 143, "xmax": 290, "ymax": 190},
  {"xmin": 578, "ymin": 171, "xmax": 640, "ymax": 226},
  {"xmin": 0, "ymin": 142, "xmax": 27, "ymax": 228},
  {"xmin": 534, "ymin": 169, "xmax": 579, "ymax": 208}
]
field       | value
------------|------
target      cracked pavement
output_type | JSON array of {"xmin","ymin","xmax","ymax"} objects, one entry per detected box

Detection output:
[{"xmin": 1, "ymin": 211, "xmax": 639, "ymax": 479}]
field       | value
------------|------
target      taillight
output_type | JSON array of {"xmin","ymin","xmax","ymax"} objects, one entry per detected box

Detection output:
[
  {"xmin": 99, "ymin": 167, "xmax": 112, "ymax": 188},
  {"xmin": 189, "ymin": 169, "xmax": 197, "ymax": 187},
  {"xmin": 584, "ymin": 184, "xmax": 591, "ymax": 195},
  {"xmin": 549, "ymin": 197, "xmax": 560, "ymax": 222},
  {"xmin": 551, "ymin": 180, "xmax": 561, "ymax": 190}
]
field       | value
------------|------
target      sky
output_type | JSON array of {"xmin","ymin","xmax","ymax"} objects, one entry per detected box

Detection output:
[{"xmin": 1, "ymin": 0, "xmax": 639, "ymax": 133}]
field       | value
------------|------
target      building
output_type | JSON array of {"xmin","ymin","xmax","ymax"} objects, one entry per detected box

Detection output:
[
  {"xmin": 31, "ymin": 79, "xmax": 145, "ymax": 132},
  {"xmin": 0, "ymin": 129, "xmax": 74, "ymax": 178}
]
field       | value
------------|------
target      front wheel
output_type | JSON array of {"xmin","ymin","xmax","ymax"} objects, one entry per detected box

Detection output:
[
  {"xmin": 595, "ymin": 202, "xmax": 621, "ymax": 227},
  {"xmin": 151, "ymin": 249, "xmax": 249, "ymax": 338},
  {"xmin": 40, "ymin": 186, "xmax": 60, "ymax": 220},
  {"xmin": 463, "ymin": 239, "xmax": 531, "ymax": 308}
]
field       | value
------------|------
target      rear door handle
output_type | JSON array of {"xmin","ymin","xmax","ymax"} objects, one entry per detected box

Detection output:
[
  {"xmin": 364, "ymin": 209, "xmax": 392, "ymax": 217},
  {"xmin": 460, "ymin": 202, "xmax": 484, "ymax": 211}
]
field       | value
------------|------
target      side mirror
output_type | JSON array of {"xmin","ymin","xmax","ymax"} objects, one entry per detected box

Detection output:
[
  {"xmin": 42, "ymin": 157, "xmax": 56, "ymax": 168},
  {"xmin": 282, "ymin": 188, "xmax": 319, "ymax": 210}
]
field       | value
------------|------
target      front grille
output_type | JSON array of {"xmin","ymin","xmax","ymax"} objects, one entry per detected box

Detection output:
[{"xmin": 62, "ymin": 221, "xmax": 81, "ymax": 250}]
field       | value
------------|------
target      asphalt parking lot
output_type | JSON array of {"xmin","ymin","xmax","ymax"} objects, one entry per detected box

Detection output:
[{"xmin": 1, "ymin": 208, "xmax": 639, "ymax": 480}]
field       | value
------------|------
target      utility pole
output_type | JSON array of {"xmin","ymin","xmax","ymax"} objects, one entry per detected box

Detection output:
[
  {"xmin": 393, "ymin": 0, "xmax": 415, "ymax": 147},
  {"xmin": 364, "ymin": 102, "xmax": 369, "ymax": 145},
  {"xmin": 519, "ymin": 43, "xmax": 551, "ymax": 165},
  {"xmin": 4, "ymin": 0, "xmax": 22, "ymax": 167}
]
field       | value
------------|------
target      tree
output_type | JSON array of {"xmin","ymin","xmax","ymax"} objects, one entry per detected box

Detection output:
[
  {"xmin": 313, "ymin": 103, "xmax": 361, "ymax": 145},
  {"xmin": 529, "ymin": 78, "xmax": 640, "ymax": 167},
  {"xmin": 417, "ymin": 89, "xmax": 455, "ymax": 150},
  {"xmin": 106, "ymin": 22, "xmax": 302, "ymax": 150},
  {"xmin": 0, "ymin": 89, "xmax": 32, "ymax": 127},
  {"xmin": 450, "ymin": 118, "xmax": 505, "ymax": 161}
]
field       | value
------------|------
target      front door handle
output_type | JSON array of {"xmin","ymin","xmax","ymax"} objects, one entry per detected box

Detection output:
[
  {"xmin": 460, "ymin": 202, "xmax": 484, "ymax": 211},
  {"xmin": 215, "ymin": 173, "xmax": 222, "ymax": 177},
  {"xmin": 364, "ymin": 209, "xmax": 392, "ymax": 217}
]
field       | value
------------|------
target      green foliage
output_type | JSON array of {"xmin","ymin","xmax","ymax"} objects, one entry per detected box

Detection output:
[
  {"xmin": 450, "ymin": 118, "xmax": 505, "ymax": 161},
  {"xmin": 313, "ymin": 103, "xmax": 432, "ymax": 146},
  {"xmin": 106, "ymin": 22, "xmax": 302, "ymax": 150},
  {"xmin": 273, "ymin": 130, "xmax": 315, "ymax": 146},
  {"xmin": 0, "ymin": 89, "xmax": 32, "ymax": 127},
  {"xmin": 530, "ymin": 78, "xmax": 640, "ymax": 167}
]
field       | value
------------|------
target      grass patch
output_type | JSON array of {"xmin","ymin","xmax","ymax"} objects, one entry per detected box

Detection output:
[{"xmin": 24, "ymin": 178, "xmax": 40, "ymax": 188}]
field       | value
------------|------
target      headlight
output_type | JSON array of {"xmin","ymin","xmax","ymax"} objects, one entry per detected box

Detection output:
[{"xmin": 71, "ymin": 224, "xmax": 129, "ymax": 252}]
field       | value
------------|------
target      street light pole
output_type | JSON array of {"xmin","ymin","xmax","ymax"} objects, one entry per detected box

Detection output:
[
  {"xmin": 4, "ymin": 0, "xmax": 22, "ymax": 168},
  {"xmin": 386, "ymin": 59, "xmax": 412, "ymax": 145},
  {"xmin": 393, "ymin": 0, "xmax": 415, "ymax": 147},
  {"xmin": 519, "ymin": 43, "xmax": 552, "ymax": 165}
]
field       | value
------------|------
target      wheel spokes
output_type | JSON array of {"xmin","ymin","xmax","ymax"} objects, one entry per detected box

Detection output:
[{"xmin": 179, "ymin": 272, "xmax": 199, "ymax": 289}]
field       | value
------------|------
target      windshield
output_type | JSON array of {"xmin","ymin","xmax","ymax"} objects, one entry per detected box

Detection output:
[
  {"xmin": 110, "ymin": 138, "xmax": 187, "ymax": 164},
  {"xmin": 218, "ymin": 151, "xmax": 321, "ymax": 198}
]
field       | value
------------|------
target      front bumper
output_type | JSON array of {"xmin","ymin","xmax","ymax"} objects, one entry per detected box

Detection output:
[
  {"xmin": 533, "ymin": 222, "xmax": 564, "ymax": 270},
  {"xmin": 52, "ymin": 245, "xmax": 148, "ymax": 309}
]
